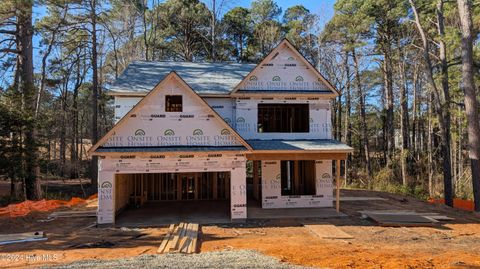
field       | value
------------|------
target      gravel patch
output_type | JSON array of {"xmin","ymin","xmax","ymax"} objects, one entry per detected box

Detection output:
[{"xmin": 41, "ymin": 250, "xmax": 312, "ymax": 269}]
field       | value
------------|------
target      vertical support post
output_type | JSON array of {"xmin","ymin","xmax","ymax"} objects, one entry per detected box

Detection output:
[
  {"xmin": 177, "ymin": 174, "xmax": 182, "ymax": 200},
  {"xmin": 336, "ymin": 159, "xmax": 341, "ymax": 212},
  {"xmin": 294, "ymin": 160, "xmax": 299, "ymax": 194},
  {"xmin": 253, "ymin": 161, "xmax": 259, "ymax": 200},
  {"xmin": 194, "ymin": 173, "xmax": 199, "ymax": 200},
  {"xmin": 213, "ymin": 172, "xmax": 218, "ymax": 200}
]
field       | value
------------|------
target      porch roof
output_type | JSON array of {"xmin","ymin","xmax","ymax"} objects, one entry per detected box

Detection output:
[{"xmin": 245, "ymin": 139, "xmax": 353, "ymax": 152}]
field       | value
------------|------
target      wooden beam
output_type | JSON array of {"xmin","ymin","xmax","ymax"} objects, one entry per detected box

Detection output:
[
  {"xmin": 294, "ymin": 160, "xmax": 299, "ymax": 194},
  {"xmin": 177, "ymin": 174, "xmax": 182, "ymax": 200},
  {"xmin": 336, "ymin": 159, "xmax": 341, "ymax": 213},
  {"xmin": 213, "ymin": 172, "xmax": 218, "ymax": 200},
  {"xmin": 253, "ymin": 161, "xmax": 259, "ymax": 200},
  {"xmin": 194, "ymin": 173, "xmax": 199, "ymax": 200}
]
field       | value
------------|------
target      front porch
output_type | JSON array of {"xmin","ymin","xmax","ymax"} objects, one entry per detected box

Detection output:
[{"xmin": 246, "ymin": 139, "xmax": 353, "ymax": 212}]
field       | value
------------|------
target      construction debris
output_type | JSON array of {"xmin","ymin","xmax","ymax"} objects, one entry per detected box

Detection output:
[
  {"xmin": 48, "ymin": 210, "xmax": 97, "ymax": 218},
  {"xmin": 0, "ymin": 231, "xmax": 47, "ymax": 245},
  {"xmin": 302, "ymin": 223, "xmax": 354, "ymax": 239},
  {"xmin": 157, "ymin": 223, "xmax": 200, "ymax": 254}
]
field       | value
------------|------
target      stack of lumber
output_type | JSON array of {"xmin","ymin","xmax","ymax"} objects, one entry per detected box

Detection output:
[
  {"xmin": 49, "ymin": 210, "xmax": 97, "ymax": 218},
  {"xmin": 360, "ymin": 210, "xmax": 453, "ymax": 227},
  {"xmin": 0, "ymin": 231, "xmax": 47, "ymax": 245},
  {"xmin": 157, "ymin": 223, "xmax": 200, "ymax": 254}
]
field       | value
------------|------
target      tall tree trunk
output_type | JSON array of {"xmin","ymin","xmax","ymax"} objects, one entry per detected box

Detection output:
[
  {"xmin": 211, "ymin": 0, "xmax": 216, "ymax": 62},
  {"xmin": 427, "ymin": 94, "xmax": 434, "ymax": 196},
  {"xmin": 457, "ymin": 0, "xmax": 480, "ymax": 211},
  {"xmin": 337, "ymin": 93, "xmax": 342, "ymax": 141},
  {"xmin": 90, "ymin": 0, "xmax": 99, "ymax": 189},
  {"xmin": 18, "ymin": 0, "xmax": 42, "ymax": 200},
  {"xmin": 142, "ymin": 0, "xmax": 149, "ymax": 61},
  {"xmin": 383, "ymin": 51, "xmax": 395, "ymax": 166},
  {"xmin": 352, "ymin": 48, "xmax": 372, "ymax": 183},
  {"xmin": 344, "ymin": 51, "xmax": 352, "ymax": 149},
  {"xmin": 410, "ymin": 0, "xmax": 453, "ymax": 206},
  {"xmin": 398, "ymin": 44, "xmax": 410, "ymax": 186}
]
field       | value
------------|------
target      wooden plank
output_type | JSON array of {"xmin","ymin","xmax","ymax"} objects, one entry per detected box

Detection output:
[
  {"xmin": 0, "ymin": 237, "xmax": 47, "ymax": 245},
  {"xmin": 194, "ymin": 173, "xmax": 199, "ymax": 200},
  {"xmin": 294, "ymin": 160, "xmax": 299, "ymax": 194},
  {"xmin": 177, "ymin": 174, "xmax": 182, "ymax": 200},
  {"xmin": 188, "ymin": 223, "xmax": 199, "ymax": 254},
  {"xmin": 335, "ymin": 159, "xmax": 341, "ymax": 212},
  {"xmin": 49, "ymin": 210, "xmax": 97, "ymax": 218},
  {"xmin": 157, "ymin": 224, "xmax": 175, "ymax": 254},
  {"xmin": 336, "ymin": 197, "xmax": 387, "ymax": 201},
  {"xmin": 165, "ymin": 225, "xmax": 181, "ymax": 252},
  {"xmin": 213, "ymin": 172, "xmax": 218, "ymax": 200},
  {"xmin": 252, "ymin": 161, "xmax": 259, "ymax": 200},
  {"xmin": 366, "ymin": 213, "xmax": 437, "ymax": 227},
  {"xmin": 179, "ymin": 223, "xmax": 194, "ymax": 253},
  {"xmin": 303, "ymin": 224, "xmax": 353, "ymax": 240},
  {"xmin": 169, "ymin": 223, "xmax": 185, "ymax": 251},
  {"xmin": 0, "ymin": 231, "xmax": 44, "ymax": 242}
]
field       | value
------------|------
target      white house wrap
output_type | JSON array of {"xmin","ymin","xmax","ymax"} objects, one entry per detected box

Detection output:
[{"xmin": 90, "ymin": 39, "xmax": 353, "ymax": 225}]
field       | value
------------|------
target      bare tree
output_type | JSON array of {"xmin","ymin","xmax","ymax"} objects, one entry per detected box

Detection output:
[
  {"xmin": 409, "ymin": 0, "xmax": 453, "ymax": 206},
  {"xmin": 456, "ymin": 0, "xmax": 480, "ymax": 211}
]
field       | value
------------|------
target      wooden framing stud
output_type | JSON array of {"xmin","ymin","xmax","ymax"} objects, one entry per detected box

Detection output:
[{"xmin": 336, "ymin": 159, "xmax": 341, "ymax": 213}]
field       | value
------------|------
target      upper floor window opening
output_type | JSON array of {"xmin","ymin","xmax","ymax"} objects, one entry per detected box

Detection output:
[
  {"xmin": 165, "ymin": 95, "xmax": 182, "ymax": 112},
  {"xmin": 257, "ymin": 103, "xmax": 309, "ymax": 133}
]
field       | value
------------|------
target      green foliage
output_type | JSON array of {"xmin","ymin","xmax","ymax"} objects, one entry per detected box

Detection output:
[
  {"xmin": 250, "ymin": 0, "xmax": 281, "ymax": 24},
  {"xmin": 222, "ymin": 7, "xmax": 253, "ymax": 62}
]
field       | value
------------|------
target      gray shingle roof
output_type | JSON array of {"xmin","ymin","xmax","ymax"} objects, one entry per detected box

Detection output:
[
  {"xmin": 110, "ymin": 61, "xmax": 256, "ymax": 95},
  {"xmin": 245, "ymin": 139, "xmax": 353, "ymax": 152}
]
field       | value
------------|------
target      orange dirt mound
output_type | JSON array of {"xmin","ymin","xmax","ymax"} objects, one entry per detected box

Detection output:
[
  {"xmin": 428, "ymin": 198, "xmax": 474, "ymax": 211},
  {"xmin": 0, "ymin": 195, "xmax": 97, "ymax": 218}
]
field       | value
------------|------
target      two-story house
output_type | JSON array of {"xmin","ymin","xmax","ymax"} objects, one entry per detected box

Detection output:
[{"xmin": 89, "ymin": 39, "xmax": 353, "ymax": 225}]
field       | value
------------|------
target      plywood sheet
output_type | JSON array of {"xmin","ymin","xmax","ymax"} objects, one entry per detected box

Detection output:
[
  {"xmin": 366, "ymin": 213, "xmax": 437, "ymax": 227},
  {"xmin": 303, "ymin": 224, "xmax": 353, "ymax": 239}
]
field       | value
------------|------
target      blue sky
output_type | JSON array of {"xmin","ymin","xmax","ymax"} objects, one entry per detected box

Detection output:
[
  {"xmin": 10, "ymin": 1, "xmax": 336, "ymax": 89},
  {"xmin": 214, "ymin": 0, "xmax": 336, "ymax": 24}
]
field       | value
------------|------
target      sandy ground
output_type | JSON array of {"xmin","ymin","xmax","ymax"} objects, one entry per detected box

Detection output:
[{"xmin": 0, "ymin": 190, "xmax": 479, "ymax": 269}]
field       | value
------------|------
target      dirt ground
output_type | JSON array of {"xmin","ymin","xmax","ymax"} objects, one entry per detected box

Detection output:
[{"xmin": 0, "ymin": 189, "xmax": 479, "ymax": 269}]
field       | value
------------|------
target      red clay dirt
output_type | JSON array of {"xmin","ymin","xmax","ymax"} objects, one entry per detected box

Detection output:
[{"xmin": 0, "ymin": 189, "xmax": 479, "ymax": 269}]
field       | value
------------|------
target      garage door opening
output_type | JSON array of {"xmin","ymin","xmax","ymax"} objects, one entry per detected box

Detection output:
[{"xmin": 114, "ymin": 172, "xmax": 231, "ymax": 226}]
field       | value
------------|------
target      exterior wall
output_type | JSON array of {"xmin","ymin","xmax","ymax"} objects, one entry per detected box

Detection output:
[
  {"xmin": 97, "ymin": 153, "xmax": 247, "ymax": 225},
  {"xmin": 104, "ymin": 78, "xmax": 242, "ymax": 148},
  {"xmin": 114, "ymin": 97, "xmax": 142, "ymax": 123},
  {"xmin": 204, "ymin": 97, "xmax": 235, "ymax": 127},
  {"xmin": 234, "ymin": 97, "xmax": 332, "ymax": 140},
  {"xmin": 237, "ymin": 45, "xmax": 331, "ymax": 93},
  {"xmin": 260, "ymin": 160, "xmax": 333, "ymax": 209},
  {"xmin": 114, "ymin": 96, "xmax": 234, "ymax": 125}
]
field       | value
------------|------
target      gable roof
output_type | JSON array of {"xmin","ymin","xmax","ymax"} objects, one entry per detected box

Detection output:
[
  {"xmin": 109, "ymin": 61, "xmax": 256, "ymax": 96},
  {"xmin": 89, "ymin": 72, "xmax": 253, "ymax": 155},
  {"xmin": 230, "ymin": 39, "xmax": 339, "ymax": 97}
]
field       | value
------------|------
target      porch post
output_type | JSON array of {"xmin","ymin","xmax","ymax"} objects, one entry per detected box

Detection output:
[
  {"xmin": 336, "ymin": 159, "xmax": 341, "ymax": 212},
  {"xmin": 253, "ymin": 160, "xmax": 259, "ymax": 200}
]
